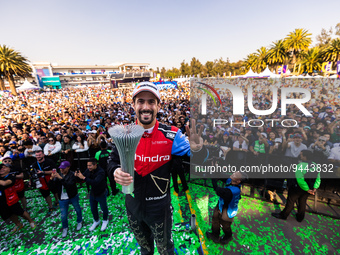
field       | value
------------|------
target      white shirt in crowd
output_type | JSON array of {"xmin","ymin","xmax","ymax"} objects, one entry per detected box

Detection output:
[
  {"xmin": 233, "ymin": 140, "xmax": 248, "ymax": 150},
  {"xmin": 24, "ymin": 145, "xmax": 42, "ymax": 158},
  {"xmin": 328, "ymin": 147, "xmax": 340, "ymax": 161},
  {"xmin": 44, "ymin": 141, "xmax": 61, "ymax": 156},
  {"xmin": 72, "ymin": 141, "xmax": 89, "ymax": 152},
  {"xmin": 284, "ymin": 142, "xmax": 307, "ymax": 158}
]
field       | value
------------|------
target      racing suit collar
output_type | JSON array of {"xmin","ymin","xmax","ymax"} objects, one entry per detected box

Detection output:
[{"xmin": 142, "ymin": 121, "xmax": 159, "ymax": 138}]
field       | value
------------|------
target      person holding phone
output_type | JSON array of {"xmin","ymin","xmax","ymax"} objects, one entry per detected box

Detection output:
[
  {"xmin": 75, "ymin": 158, "xmax": 108, "ymax": 232},
  {"xmin": 49, "ymin": 161, "xmax": 83, "ymax": 238},
  {"xmin": 283, "ymin": 133, "xmax": 307, "ymax": 158}
]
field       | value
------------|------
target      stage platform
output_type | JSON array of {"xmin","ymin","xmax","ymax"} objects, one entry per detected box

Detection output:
[{"xmin": 0, "ymin": 180, "xmax": 339, "ymax": 254}]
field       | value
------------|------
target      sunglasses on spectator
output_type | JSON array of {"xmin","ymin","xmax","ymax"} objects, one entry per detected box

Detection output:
[{"xmin": 49, "ymin": 139, "xmax": 54, "ymax": 142}]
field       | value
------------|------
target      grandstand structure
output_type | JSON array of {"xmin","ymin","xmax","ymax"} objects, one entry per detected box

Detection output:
[{"xmin": 11, "ymin": 62, "xmax": 152, "ymax": 89}]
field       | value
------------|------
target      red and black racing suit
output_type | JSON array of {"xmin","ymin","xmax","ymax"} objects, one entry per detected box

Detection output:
[{"xmin": 108, "ymin": 120, "xmax": 207, "ymax": 255}]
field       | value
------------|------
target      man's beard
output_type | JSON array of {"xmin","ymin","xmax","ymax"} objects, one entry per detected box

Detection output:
[{"xmin": 137, "ymin": 110, "xmax": 155, "ymax": 125}]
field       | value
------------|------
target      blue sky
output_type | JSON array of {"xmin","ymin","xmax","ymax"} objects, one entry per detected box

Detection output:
[{"xmin": 2, "ymin": 0, "xmax": 340, "ymax": 69}]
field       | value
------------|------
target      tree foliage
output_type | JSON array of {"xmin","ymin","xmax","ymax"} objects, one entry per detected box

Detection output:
[
  {"xmin": 284, "ymin": 28, "xmax": 312, "ymax": 64},
  {"xmin": 299, "ymin": 47, "xmax": 322, "ymax": 74},
  {"xmin": 316, "ymin": 27, "xmax": 333, "ymax": 48},
  {"xmin": 157, "ymin": 23, "xmax": 340, "ymax": 78},
  {"xmin": 0, "ymin": 45, "xmax": 32, "ymax": 95},
  {"xmin": 323, "ymin": 38, "xmax": 340, "ymax": 62}
]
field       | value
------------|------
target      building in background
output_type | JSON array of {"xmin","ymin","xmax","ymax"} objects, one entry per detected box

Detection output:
[{"xmin": 6, "ymin": 62, "xmax": 152, "ymax": 89}]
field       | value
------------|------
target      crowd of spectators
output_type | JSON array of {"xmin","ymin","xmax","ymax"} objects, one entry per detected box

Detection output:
[
  {"xmin": 1, "ymin": 77, "xmax": 340, "ymax": 234},
  {"xmin": 191, "ymin": 78, "xmax": 340, "ymax": 179},
  {"xmin": 0, "ymin": 82, "xmax": 190, "ymax": 166},
  {"xmin": 0, "ymin": 82, "xmax": 191, "ymax": 233}
]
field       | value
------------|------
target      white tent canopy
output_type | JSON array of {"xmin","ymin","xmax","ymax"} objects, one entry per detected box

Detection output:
[
  {"xmin": 17, "ymin": 79, "xmax": 39, "ymax": 91},
  {"xmin": 258, "ymin": 66, "xmax": 281, "ymax": 78},
  {"xmin": 242, "ymin": 68, "xmax": 259, "ymax": 78}
]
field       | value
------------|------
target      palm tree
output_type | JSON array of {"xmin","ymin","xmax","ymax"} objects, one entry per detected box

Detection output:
[
  {"xmin": 0, "ymin": 45, "xmax": 32, "ymax": 95},
  {"xmin": 299, "ymin": 47, "xmax": 322, "ymax": 74},
  {"xmin": 267, "ymin": 40, "xmax": 289, "ymax": 72},
  {"xmin": 243, "ymin": 53, "xmax": 257, "ymax": 74},
  {"xmin": 253, "ymin": 47, "xmax": 269, "ymax": 72},
  {"xmin": 322, "ymin": 38, "xmax": 340, "ymax": 62},
  {"xmin": 0, "ymin": 71, "xmax": 5, "ymax": 90},
  {"xmin": 284, "ymin": 28, "xmax": 312, "ymax": 65}
]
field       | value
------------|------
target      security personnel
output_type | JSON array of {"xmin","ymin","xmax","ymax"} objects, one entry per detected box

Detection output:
[
  {"xmin": 272, "ymin": 150, "xmax": 321, "ymax": 222},
  {"xmin": 95, "ymin": 141, "xmax": 118, "ymax": 195}
]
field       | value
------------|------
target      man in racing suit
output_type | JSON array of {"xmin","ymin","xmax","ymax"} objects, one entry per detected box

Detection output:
[{"xmin": 108, "ymin": 82, "xmax": 207, "ymax": 255}]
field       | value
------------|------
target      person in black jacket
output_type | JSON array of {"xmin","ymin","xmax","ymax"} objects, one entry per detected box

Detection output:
[
  {"xmin": 0, "ymin": 163, "xmax": 36, "ymax": 233},
  {"xmin": 30, "ymin": 150, "xmax": 59, "ymax": 215},
  {"xmin": 95, "ymin": 141, "xmax": 119, "ymax": 196},
  {"xmin": 75, "ymin": 158, "xmax": 109, "ymax": 232},
  {"xmin": 49, "ymin": 161, "xmax": 83, "ymax": 238}
]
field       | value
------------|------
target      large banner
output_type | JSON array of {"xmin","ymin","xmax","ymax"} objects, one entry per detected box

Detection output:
[
  {"xmin": 321, "ymin": 62, "xmax": 332, "ymax": 73},
  {"xmin": 277, "ymin": 65, "xmax": 287, "ymax": 74}
]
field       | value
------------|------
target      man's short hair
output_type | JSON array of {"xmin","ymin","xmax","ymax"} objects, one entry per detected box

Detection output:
[
  {"xmin": 88, "ymin": 158, "xmax": 97, "ymax": 165},
  {"xmin": 301, "ymin": 150, "xmax": 313, "ymax": 160},
  {"xmin": 23, "ymin": 140, "xmax": 33, "ymax": 146},
  {"xmin": 100, "ymin": 141, "xmax": 107, "ymax": 149}
]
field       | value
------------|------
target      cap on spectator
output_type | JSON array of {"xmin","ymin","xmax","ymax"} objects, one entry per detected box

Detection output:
[
  {"xmin": 1, "ymin": 156, "xmax": 12, "ymax": 161},
  {"xmin": 59, "ymin": 161, "xmax": 71, "ymax": 169},
  {"xmin": 89, "ymin": 130, "xmax": 97, "ymax": 134},
  {"xmin": 304, "ymin": 126, "xmax": 311, "ymax": 130},
  {"xmin": 261, "ymin": 132, "xmax": 267, "ymax": 138},
  {"xmin": 132, "ymin": 82, "xmax": 161, "ymax": 101},
  {"xmin": 9, "ymin": 141, "xmax": 17, "ymax": 145},
  {"xmin": 223, "ymin": 131, "xmax": 229, "ymax": 136},
  {"xmin": 0, "ymin": 163, "xmax": 11, "ymax": 169},
  {"xmin": 325, "ymin": 106, "xmax": 332, "ymax": 109},
  {"xmin": 293, "ymin": 134, "xmax": 302, "ymax": 138}
]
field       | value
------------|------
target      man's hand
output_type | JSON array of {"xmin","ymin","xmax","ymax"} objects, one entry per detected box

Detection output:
[
  {"xmin": 114, "ymin": 168, "xmax": 133, "ymax": 186},
  {"xmin": 52, "ymin": 172, "xmax": 62, "ymax": 180},
  {"xmin": 75, "ymin": 170, "xmax": 85, "ymax": 180},
  {"xmin": 186, "ymin": 119, "xmax": 203, "ymax": 151},
  {"xmin": 307, "ymin": 189, "xmax": 316, "ymax": 195}
]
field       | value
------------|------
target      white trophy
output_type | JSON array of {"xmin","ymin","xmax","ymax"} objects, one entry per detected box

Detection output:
[{"xmin": 108, "ymin": 124, "xmax": 144, "ymax": 194}]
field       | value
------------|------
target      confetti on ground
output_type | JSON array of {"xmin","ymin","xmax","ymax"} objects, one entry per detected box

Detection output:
[{"xmin": 0, "ymin": 179, "xmax": 339, "ymax": 255}]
